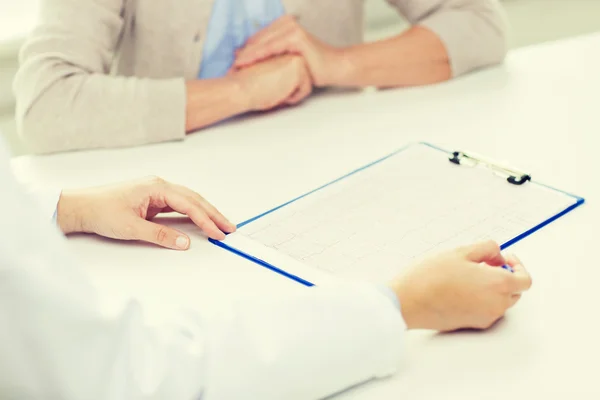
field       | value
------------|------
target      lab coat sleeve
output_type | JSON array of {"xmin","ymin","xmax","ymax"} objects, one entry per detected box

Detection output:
[
  {"xmin": 0, "ymin": 144, "xmax": 406, "ymax": 400},
  {"xmin": 28, "ymin": 188, "xmax": 62, "ymax": 220}
]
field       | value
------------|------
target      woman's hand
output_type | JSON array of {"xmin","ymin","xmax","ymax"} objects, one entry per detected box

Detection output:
[
  {"xmin": 231, "ymin": 54, "xmax": 313, "ymax": 109},
  {"xmin": 57, "ymin": 176, "xmax": 236, "ymax": 250},
  {"xmin": 234, "ymin": 15, "xmax": 342, "ymax": 87}
]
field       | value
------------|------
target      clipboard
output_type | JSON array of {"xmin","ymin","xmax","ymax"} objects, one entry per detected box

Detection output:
[{"xmin": 210, "ymin": 142, "xmax": 585, "ymax": 286}]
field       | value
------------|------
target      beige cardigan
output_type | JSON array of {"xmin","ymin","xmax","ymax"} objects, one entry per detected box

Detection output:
[{"xmin": 14, "ymin": 0, "xmax": 508, "ymax": 154}]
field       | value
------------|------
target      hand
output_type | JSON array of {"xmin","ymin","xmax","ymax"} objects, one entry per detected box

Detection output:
[
  {"xmin": 56, "ymin": 176, "xmax": 236, "ymax": 250},
  {"xmin": 234, "ymin": 15, "xmax": 342, "ymax": 87},
  {"xmin": 232, "ymin": 54, "xmax": 312, "ymax": 110},
  {"xmin": 389, "ymin": 241, "xmax": 532, "ymax": 331}
]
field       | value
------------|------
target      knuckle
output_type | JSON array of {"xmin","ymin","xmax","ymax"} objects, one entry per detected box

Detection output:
[
  {"xmin": 155, "ymin": 227, "xmax": 169, "ymax": 243},
  {"xmin": 484, "ymin": 239, "xmax": 499, "ymax": 250},
  {"xmin": 471, "ymin": 240, "xmax": 498, "ymax": 256},
  {"xmin": 196, "ymin": 217, "xmax": 210, "ymax": 229},
  {"xmin": 292, "ymin": 30, "xmax": 304, "ymax": 42},
  {"xmin": 122, "ymin": 224, "xmax": 135, "ymax": 238}
]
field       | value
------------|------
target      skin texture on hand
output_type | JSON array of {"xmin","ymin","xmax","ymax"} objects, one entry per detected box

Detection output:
[
  {"xmin": 230, "ymin": 54, "xmax": 313, "ymax": 109},
  {"xmin": 234, "ymin": 15, "xmax": 451, "ymax": 88},
  {"xmin": 234, "ymin": 15, "xmax": 342, "ymax": 87},
  {"xmin": 390, "ymin": 241, "xmax": 532, "ymax": 331},
  {"xmin": 185, "ymin": 54, "xmax": 312, "ymax": 132},
  {"xmin": 57, "ymin": 176, "xmax": 236, "ymax": 250}
]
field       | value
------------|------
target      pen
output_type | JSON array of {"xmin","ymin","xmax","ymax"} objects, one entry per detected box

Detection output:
[{"xmin": 501, "ymin": 264, "xmax": 514, "ymax": 273}]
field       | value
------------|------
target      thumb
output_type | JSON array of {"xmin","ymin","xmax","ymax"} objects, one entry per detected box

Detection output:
[
  {"xmin": 132, "ymin": 219, "xmax": 191, "ymax": 250},
  {"xmin": 506, "ymin": 254, "xmax": 533, "ymax": 293},
  {"xmin": 463, "ymin": 240, "xmax": 506, "ymax": 266}
]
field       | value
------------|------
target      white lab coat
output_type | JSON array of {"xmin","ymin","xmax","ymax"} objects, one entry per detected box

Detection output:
[{"xmin": 0, "ymin": 141, "xmax": 405, "ymax": 400}]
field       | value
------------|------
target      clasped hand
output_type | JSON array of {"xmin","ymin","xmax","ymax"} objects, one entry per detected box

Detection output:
[{"xmin": 230, "ymin": 15, "xmax": 344, "ymax": 110}]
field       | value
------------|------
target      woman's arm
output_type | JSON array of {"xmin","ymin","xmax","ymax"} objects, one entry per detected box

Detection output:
[
  {"xmin": 13, "ymin": 0, "xmax": 190, "ymax": 154},
  {"xmin": 13, "ymin": 1, "xmax": 310, "ymax": 154},
  {"xmin": 382, "ymin": 0, "xmax": 508, "ymax": 79},
  {"xmin": 234, "ymin": 0, "xmax": 508, "ymax": 87}
]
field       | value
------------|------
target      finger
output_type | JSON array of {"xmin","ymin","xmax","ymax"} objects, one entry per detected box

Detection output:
[
  {"xmin": 163, "ymin": 191, "xmax": 226, "ymax": 240},
  {"xmin": 147, "ymin": 206, "xmax": 175, "ymax": 220},
  {"xmin": 236, "ymin": 27, "xmax": 302, "ymax": 68},
  {"xmin": 132, "ymin": 219, "xmax": 191, "ymax": 250},
  {"xmin": 236, "ymin": 38, "xmax": 291, "ymax": 68},
  {"xmin": 171, "ymin": 185, "xmax": 236, "ymax": 233},
  {"xmin": 237, "ymin": 21, "xmax": 292, "ymax": 66},
  {"xmin": 245, "ymin": 15, "xmax": 295, "ymax": 46},
  {"xmin": 197, "ymin": 199, "xmax": 236, "ymax": 233},
  {"xmin": 463, "ymin": 240, "xmax": 506, "ymax": 266},
  {"xmin": 285, "ymin": 88, "xmax": 303, "ymax": 105},
  {"xmin": 286, "ymin": 75, "xmax": 312, "ymax": 105},
  {"xmin": 506, "ymin": 254, "xmax": 533, "ymax": 292}
]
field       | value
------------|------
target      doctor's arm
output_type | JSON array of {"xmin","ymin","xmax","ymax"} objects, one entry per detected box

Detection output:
[
  {"xmin": 1, "ymin": 164, "xmax": 532, "ymax": 398},
  {"xmin": 0, "ymin": 155, "xmax": 407, "ymax": 399}
]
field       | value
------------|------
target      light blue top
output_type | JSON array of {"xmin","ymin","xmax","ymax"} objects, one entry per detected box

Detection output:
[
  {"xmin": 197, "ymin": 1, "xmax": 402, "ymax": 312},
  {"xmin": 199, "ymin": 0, "xmax": 286, "ymax": 79}
]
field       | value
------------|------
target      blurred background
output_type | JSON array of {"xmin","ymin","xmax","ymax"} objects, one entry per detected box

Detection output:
[{"xmin": 1, "ymin": 0, "xmax": 599, "ymax": 155}]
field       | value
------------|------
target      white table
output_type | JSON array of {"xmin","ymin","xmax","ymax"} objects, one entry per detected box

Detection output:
[{"xmin": 11, "ymin": 33, "xmax": 600, "ymax": 399}]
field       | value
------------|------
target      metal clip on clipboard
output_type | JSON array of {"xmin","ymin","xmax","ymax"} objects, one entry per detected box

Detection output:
[{"xmin": 449, "ymin": 151, "xmax": 532, "ymax": 185}]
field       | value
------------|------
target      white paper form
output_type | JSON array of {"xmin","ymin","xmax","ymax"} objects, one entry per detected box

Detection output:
[{"xmin": 221, "ymin": 144, "xmax": 581, "ymax": 285}]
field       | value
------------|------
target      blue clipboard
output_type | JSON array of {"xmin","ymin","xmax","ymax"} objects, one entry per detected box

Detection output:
[{"xmin": 210, "ymin": 142, "xmax": 585, "ymax": 287}]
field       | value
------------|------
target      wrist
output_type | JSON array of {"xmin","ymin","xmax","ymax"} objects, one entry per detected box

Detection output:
[
  {"xmin": 184, "ymin": 78, "xmax": 251, "ymax": 132},
  {"xmin": 56, "ymin": 190, "xmax": 85, "ymax": 234},
  {"xmin": 224, "ymin": 75, "xmax": 254, "ymax": 112},
  {"xmin": 321, "ymin": 47, "xmax": 358, "ymax": 87},
  {"xmin": 389, "ymin": 279, "xmax": 423, "ymax": 330}
]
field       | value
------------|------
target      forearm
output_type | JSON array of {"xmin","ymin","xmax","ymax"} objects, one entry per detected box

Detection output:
[
  {"xmin": 328, "ymin": 0, "xmax": 508, "ymax": 88},
  {"xmin": 385, "ymin": 0, "xmax": 508, "ymax": 78},
  {"xmin": 15, "ymin": 70, "xmax": 187, "ymax": 154},
  {"xmin": 4, "ymin": 183, "xmax": 407, "ymax": 400},
  {"xmin": 185, "ymin": 77, "xmax": 250, "ymax": 133},
  {"xmin": 329, "ymin": 26, "xmax": 451, "ymax": 88},
  {"xmin": 203, "ymin": 284, "xmax": 405, "ymax": 399},
  {"xmin": 14, "ymin": 0, "xmax": 190, "ymax": 154}
]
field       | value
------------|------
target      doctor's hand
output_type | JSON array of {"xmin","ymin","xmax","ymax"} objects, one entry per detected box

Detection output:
[
  {"xmin": 234, "ymin": 15, "xmax": 341, "ymax": 87},
  {"xmin": 232, "ymin": 54, "xmax": 313, "ymax": 108},
  {"xmin": 390, "ymin": 241, "xmax": 532, "ymax": 332},
  {"xmin": 56, "ymin": 176, "xmax": 236, "ymax": 250}
]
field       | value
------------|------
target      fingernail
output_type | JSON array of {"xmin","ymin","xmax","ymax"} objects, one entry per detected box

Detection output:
[{"xmin": 176, "ymin": 236, "xmax": 189, "ymax": 250}]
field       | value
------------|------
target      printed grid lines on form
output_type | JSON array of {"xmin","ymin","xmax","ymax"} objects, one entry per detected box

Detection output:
[{"xmin": 240, "ymin": 147, "xmax": 571, "ymax": 282}]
